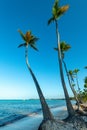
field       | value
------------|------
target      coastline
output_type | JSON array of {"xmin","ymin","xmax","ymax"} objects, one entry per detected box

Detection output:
[{"xmin": 0, "ymin": 106, "xmax": 68, "ymax": 130}]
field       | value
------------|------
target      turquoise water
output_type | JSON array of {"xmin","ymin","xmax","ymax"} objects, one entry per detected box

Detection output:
[{"xmin": 0, "ymin": 99, "xmax": 74, "ymax": 127}]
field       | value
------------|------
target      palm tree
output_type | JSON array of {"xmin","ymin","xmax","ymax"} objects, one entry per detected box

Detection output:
[
  {"xmin": 73, "ymin": 69, "xmax": 80, "ymax": 93},
  {"xmin": 68, "ymin": 70, "xmax": 80, "ymax": 109},
  {"xmin": 84, "ymin": 77, "xmax": 87, "ymax": 88},
  {"xmin": 55, "ymin": 42, "xmax": 80, "ymax": 109},
  {"xmin": 81, "ymin": 77, "xmax": 87, "ymax": 102},
  {"xmin": 48, "ymin": 0, "xmax": 75, "ymax": 117},
  {"xmin": 18, "ymin": 29, "xmax": 54, "ymax": 121},
  {"xmin": 60, "ymin": 42, "xmax": 80, "ymax": 109}
]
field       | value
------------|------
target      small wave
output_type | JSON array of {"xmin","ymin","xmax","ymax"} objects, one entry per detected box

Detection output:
[
  {"xmin": 0, "ymin": 105, "xmax": 66, "ymax": 127},
  {"xmin": 0, "ymin": 114, "xmax": 28, "ymax": 127}
]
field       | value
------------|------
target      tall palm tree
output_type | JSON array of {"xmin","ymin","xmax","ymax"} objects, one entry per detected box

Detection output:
[
  {"xmin": 73, "ymin": 69, "xmax": 80, "ymax": 93},
  {"xmin": 48, "ymin": 0, "xmax": 75, "ymax": 117},
  {"xmin": 18, "ymin": 30, "xmax": 54, "ymax": 121},
  {"xmin": 68, "ymin": 70, "xmax": 80, "ymax": 109},
  {"xmin": 55, "ymin": 42, "xmax": 80, "ymax": 109},
  {"xmin": 60, "ymin": 42, "xmax": 80, "ymax": 108}
]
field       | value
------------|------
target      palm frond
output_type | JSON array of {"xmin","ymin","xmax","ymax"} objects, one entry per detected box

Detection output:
[
  {"xmin": 53, "ymin": 0, "xmax": 59, "ymax": 11},
  {"xmin": 68, "ymin": 70, "xmax": 74, "ymax": 81},
  {"xmin": 48, "ymin": 17, "xmax": 55, "ymax": 25},
  {"xmin": 18, "ymin": 43, "xmax": 26, "ymax": 48},
  {"xmin": 84, "ymin": 83, "xmax": 87, "ymax": 88},
  {"xmin": 52, "ymin": 0, "xmax": 59, "ymax": 16},
  {"xmin": 30, "ymin": 37, "xmax": 39, "ymax": 44},
  {"xmin": 84, "ymin": 77, "xmax": 87, "ymax": 83},
  {"xmin": 56, "ymin": 5, "xmax": 69, "ymax": 19},
  {"xmin": 30, "ymin": 44, "xmax": 38, "ymax": 51},
  {"xmin": 73, "ymin": 69, "xmax": 80, "ymax": 74},
  {"xmin": 60, "ymin": 42, "xmax": 71, "ymax": 52},
  {"xmin": 54, "ymin": 47, "xmax": 58, "ymax": 51},
  {"xmin": 18, "ymin": 30, "xmax": 26, "ymax": 41}
]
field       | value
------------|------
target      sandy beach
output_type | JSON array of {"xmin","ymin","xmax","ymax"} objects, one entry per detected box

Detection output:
[{"xmin": 0, "ymin": 106, "xmax": 68, "ymax": 130}]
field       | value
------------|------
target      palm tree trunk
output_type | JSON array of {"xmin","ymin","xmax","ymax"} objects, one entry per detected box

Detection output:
[
  {"xmin": 63, "ymin": 60, "xmax": 80, "ymax": 110},
  {"xmin": 25, "ymin": 46, "xmax": 54, "ymax": 121},
  {"xmin": 76, "ymin": 74, "xmax": 80, "ymax": 93},
  {"xmin": 55, "ymin": 20, "xmax": 75, "ymax": 117},
  {"xmin": 76, "ymin": 74, "xmax": 82, "ymax": 103}
]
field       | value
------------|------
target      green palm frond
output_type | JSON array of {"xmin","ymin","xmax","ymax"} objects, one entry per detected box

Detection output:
[
  {"xmin": 18, "ymin": 43, "xmax": 26, "ymax": 48},
  {"xmin": 84, "ymin": 77, "xmax": 87, "ymax": 84},
  {"xmin": 52, "ymin": 0, "xmax": 59, "ymax": 16},
  {"xmin": 48, "ymin": 17, "xmax": 55, "ymax": 25},
  {"xmin": 18, "ymin": 29, "xmax": 39, "ymax": 50},
  {"xmin": 73, "ymin": 69, "xmax": 80, "ymax": 74},
  {"xmin": 60, "ymin": 42, "xmax": 71, "ymax": 52},
  {"xmin": 68, "ymin": 70, "xmax": 74, "ymax": 81},
  {"xmin": 52, "ymin": 0, "xmax": 69, "ymax": 20},
  {"xmin": 68, "ymin": 70, "xmax": 73, "ymax": 75},
  {"xmin": 30, "ymin": 37, "xmax": 39, "ymax": 44},
  {"xmin": 18, "ymin": 30, "xmax": 26, "ymax": 41},
  {"xmin": 54, "ymin": 47, "xmax": 58, "ymax": 51},
  {"xmin": 30, "ymin": 44, "xmax": 38, "ymax": 51},
  {"xmin": 84, "ymin": 83, "xmax": 87, "ymax": 88},
  {"xmin": 48, "ymin": 0, "xmax": 69, "ymax": 24}
]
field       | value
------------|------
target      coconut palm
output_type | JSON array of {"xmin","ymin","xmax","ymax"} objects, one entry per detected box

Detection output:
[
  {"xmin": 18, "ymin": 29, "xmax": 54, "ymax": 121},
  {"xmin": 84, "ymin": 77, "xmax": 87, "ymax": 88},
  {"xmin": 73, "ymin": 69, "xmax": 80, "ymax": 93},
  {"xmin": 69, "ymin": 69, "xmax": 83, "ymax": 104},
  {"xmin": 48, "ymin": 0, "xmax": 75, "ymax": 117},
  {"xmin": 55, "ymin": 42, "xmax": 80, "ymax": 109},
  {"xmin": 68, "ymin": 70, "xmax": 80, "ymax": 108},
  {"xmin": 81, "ymin": 77, "xmax": 87, "ymax": 102},
  {"xmin": 60, "ymin": 42, "xmax": 80, "ymax": 108}
]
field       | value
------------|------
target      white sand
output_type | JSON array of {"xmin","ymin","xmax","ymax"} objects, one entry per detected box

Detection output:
[{"xmin": 0, "ymin": 106, "xmax": 68, "ymax": 130}]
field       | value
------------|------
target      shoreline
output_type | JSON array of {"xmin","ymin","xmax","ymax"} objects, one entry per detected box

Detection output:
[
  {"xmin": 0, "ymin": 106, "xmax": 68, "ymax": 130},
  {"xmin": 0, "ymin": 105, "xmax": 67, "ymax": 128},
  {"xmin": 0, "ymin": 104, "xmax": 86, "ymax": 130}
]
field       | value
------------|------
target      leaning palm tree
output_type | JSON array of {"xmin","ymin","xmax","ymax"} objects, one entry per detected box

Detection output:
[
  {"xmin": 48, "ymin": 0, "xmax": 75, "ymax": 117},
  {"xmin": 73, "ymin": 69, "xmax": 80, "ymax": 93},
  {"xmin": 55, "ymin": 42, "xmax": 80, "ymax": 109},
  {"xmin": 18, "ymin": 29, "xmax": 54, "ymax": 121},
  {"xmin": 68, "ymin": 70, "xmax": 80, "ymax": 109},
  {"xmin": 60, "ymin": 42, "xmax": 80, "ymax": 109}
]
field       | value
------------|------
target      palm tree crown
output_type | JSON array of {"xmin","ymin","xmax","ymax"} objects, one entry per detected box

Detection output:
[
  {"xmin": 54, "ymin": 41, "xmax": 71, "ymax": 59},
  {"xmin": 48, "ymin": 0, "xmax": 69, "ymax": 25},
  {"xmin": 73, "ymin": 69, "xmax": 80, "ymax": 74},
  {"xmin": 18, "ymin": 30, "xmax": 39, "ymax": 51},
  {"xmin": 68, "ymin": 70, "xmax": 75, "ymax": 82}
]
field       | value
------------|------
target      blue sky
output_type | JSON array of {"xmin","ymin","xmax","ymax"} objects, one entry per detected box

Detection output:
[{"xmin": 0, "ymin": 0, "xmax": 87, "ymax": 99}]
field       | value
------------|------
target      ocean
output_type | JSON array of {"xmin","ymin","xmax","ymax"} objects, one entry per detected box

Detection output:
[{"xmin": 0, "ymin": 99, "xmax": 74, "ymax": 127}]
